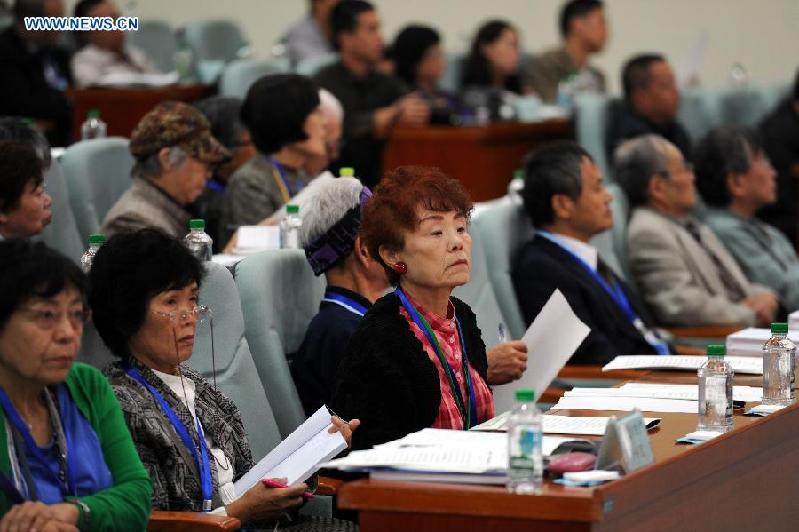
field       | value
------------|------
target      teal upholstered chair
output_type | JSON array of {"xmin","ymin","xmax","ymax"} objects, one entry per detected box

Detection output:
[
  {"xmin": 471, "ymin": 195, "xmax": 531, "ymax": 340},
  {"xmin": 295, "ymin": 52, "xmax": 339, "ymax": 77},
  {"xmin": 439, "ymin": 52, "xmax": 465, "ymax": 93},
  {"xmin": 184, "ymin": 19, "xmax": 246, "ymax": 64},
  {"xmin": 59, "ymin": 137, "xmax": 134, "ymax": 240},
  {"xmin": 37, "ymin": 163, "xmax": 84, "ymax": 264},
  {"xmin": 190, "ymin": 262, "xmax": 282, "ymax": 460},
  {"xmin": 219, "ymin": 58, "xmax": 291, "ymax": 98},
  {"xmin": 574, "ymin": 93, "xmax": 611, "ymax": 179},
  {"xmin": 234, "ymin": 250, "xmax": 326, "ymax": 438},
  {"xmin": 126, "ymin": 19, "xmax": 177, "ymax": 73}
]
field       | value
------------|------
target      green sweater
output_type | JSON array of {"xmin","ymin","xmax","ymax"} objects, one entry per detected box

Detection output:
[{"xmin": 0, "ymin": 363, "xmax": 152, "ymax": 531}]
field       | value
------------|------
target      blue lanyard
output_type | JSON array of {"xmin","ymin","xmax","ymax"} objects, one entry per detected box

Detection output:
[
  {"xmin": 206, "ymin": 178, "xmax": 225, "ymax": 194},
  {"xmin": 395, "ymin": 288, "xmax": 478, "ymax": 429},
  {"xmin": 539, "ymin": 232, "xmax": 668, "ymax": 355},
  {"xmin": 271, "ymin": 159, "xmax": 305, "ymax": 197},
  {"xmin": 126, "ymin": 368, "xmax": 213, "ymax": 511},
  {"xmin": 0, "ymin": 385, "xmax": 77, "ymax": 500},
  {"xmin": 321, "ymin": 290, "xmax": 369, "ymax": 317}
]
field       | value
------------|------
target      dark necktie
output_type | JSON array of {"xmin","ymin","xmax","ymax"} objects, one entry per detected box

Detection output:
[{"xmin": 683, "ymin": 220, "xmax": 746, "ymax": 301}]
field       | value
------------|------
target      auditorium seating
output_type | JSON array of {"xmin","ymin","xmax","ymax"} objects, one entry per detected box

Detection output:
[
  {"xmin": 126, "ymin": 19, "xmax": 178, "ymax": 73},
  {"xmin": 219, "ymin": 58, "xmax": 292, "ymax": 98},
  {"xmin": 37, "ymin": 162, "xmax": 84, "ymax": 264}
]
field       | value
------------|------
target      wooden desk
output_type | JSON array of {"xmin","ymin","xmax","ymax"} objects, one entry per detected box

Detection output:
[
  {"xmin": 69, "ymin": 84, "xmax": 214, "ymax": 140},
  {"xmin": 384, "ymin": 120, "xmax": 573, "ymax": 202},
  {"xmin": 338, "ymin": 377, "xmax": 798, "ymax": 531}
]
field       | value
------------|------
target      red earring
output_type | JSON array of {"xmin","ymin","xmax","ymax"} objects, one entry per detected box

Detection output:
[{"xmin": 393, "ymin": 262, "xmax": 408, "ymax": 275}]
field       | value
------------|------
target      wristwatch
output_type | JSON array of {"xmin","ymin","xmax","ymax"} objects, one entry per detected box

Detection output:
[{"xmin": 71, "ymin": 499, "xmax": 91, "ymax": 529}]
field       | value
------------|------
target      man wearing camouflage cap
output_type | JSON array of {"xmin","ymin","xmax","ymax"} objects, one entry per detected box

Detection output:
[{"xmin": 101, "ymin": 100, "xmax": 231, "ymax": 239}]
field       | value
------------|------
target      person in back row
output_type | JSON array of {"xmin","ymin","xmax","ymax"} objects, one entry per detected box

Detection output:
[
  {"xmin": 102, "ymin": 101, "xmax": 231, "ymax": 239},
  {"xmin": 291, "ymin": 176, "xmax": 528, "ymax": 416},
  {"xmin": 524, "ymin": 0, "xmax": 607, "ymax": 103},
  {"xmin": 0, "ymin": 140, "xmax": 52, "ymax": 240},
  {"xmin": 695, "ymin": 126, "xmax": 799, "ymax": 313},
  {"xmin": 221, "ymin": 74, "xmax": 325, "ymax": 242},
  {"xmin": 618, "ymin": 134, "xmax": 778, "ymax": 327},
  {"xmin": 606, "ymin": 54, "xmax": 691, "ymax": 162},
  {"xmin": 281, "ymin": 0, "xmax": 339, "ymax": 66},
  {"xmin": 512, "ymin": 142, "xmax": 667, "ymax": 365},
  {"xmin": 315, "ymin": 0, "xmax": 429, "ymax": 187}
]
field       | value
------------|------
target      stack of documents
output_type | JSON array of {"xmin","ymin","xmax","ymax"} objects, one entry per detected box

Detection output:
[
  {"xmin": 472, "ymin": 413, "xmax": 661, "ymax": 434},
  {"xmin": 549, "ymin": 383, "xmax": 762, "ymax": 414},
  {"xmin": 790, "ymin": 311, "xmax": 799, "ymax": 332},
  {"xmin": 726, "ymin": 327, "xmax": 799, "ymax": 356},
  {"xmin": 603, "ymin": 355, "xmax": 763, "ymax": 375},
  {"xmin": 323, "ymin": 428, "xmax": 587, "ymax": 485}
]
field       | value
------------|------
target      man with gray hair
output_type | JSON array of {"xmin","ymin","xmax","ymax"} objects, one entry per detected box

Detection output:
[
  {"xmin": 102, "ymin": 101, "xmax": 231, "ymax": 238},
  {"xmin": 619, "ymin": 134, "xmax": 778, "ymax": 327},
  {"xmin": 695, "ymin": 126, "xmax": 799, "ymax": 312},
  {"xmin": 291, "ymin": 176, "xmax": 528, "ymax": 416}
]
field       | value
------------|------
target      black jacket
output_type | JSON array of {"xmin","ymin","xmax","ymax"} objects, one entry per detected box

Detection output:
[
  {"xmin": 759, "ymin": 97, "xmax": 799, "ymax": 244},
  {"xmin": 0, "ymin": 27, "xmax": 72, "ymax": 145},
  {"xmin": 331, "ymin": 291, "xmax": 488, "ymax": 451},
  {"xmin": 606, "ymin": 99, "xmax": 692, "ymax": 163},
  {"xmin": 512, "ymin": 236, "xmax": 658, "ymax": 364}
]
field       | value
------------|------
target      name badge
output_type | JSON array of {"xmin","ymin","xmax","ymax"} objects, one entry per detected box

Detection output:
[{"xmin": 596, "ymin": 409, "xmax": 654, "ymax": 474}]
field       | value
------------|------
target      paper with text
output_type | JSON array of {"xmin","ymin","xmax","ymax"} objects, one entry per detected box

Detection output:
[
  {"xmin": 552, "ymin": 395, "xmax": 698, "ymax": 413},
  {"xmin": 233, "ymin": 406, "xmax": 346, "ymax": 497},
  {"xmin": 493, "ymin": 289, "xmax": 590, "ymax": 413},
  {"xmin": 471, "ymin": 413, "xmax": 660, "ymax": 435},
  {"xmin": 603, "ymin": 355, "xmax": 762, "ymax": 374}
]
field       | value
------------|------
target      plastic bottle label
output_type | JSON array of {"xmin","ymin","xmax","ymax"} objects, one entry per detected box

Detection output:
[{"xmin": 509, "ymin": 428, "xmax": 539, "ymax": 470}]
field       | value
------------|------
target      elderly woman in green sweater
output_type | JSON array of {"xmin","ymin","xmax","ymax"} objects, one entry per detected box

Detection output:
[{"xmin": 0, "ymin": 240, "xmax": 152, "ymax": 531}]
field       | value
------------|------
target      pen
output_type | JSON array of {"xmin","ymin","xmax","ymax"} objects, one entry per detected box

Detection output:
[
  {"xmin": 261, "ymin": 479, "xmax": 315, "ymax": 500},
  {"xmin": 326, "ymin": 405, "xmax": 350, "ymax": 426},
  {"xmin": 498, "ymin": 322, "xmax": 507, "ymax": 344}
]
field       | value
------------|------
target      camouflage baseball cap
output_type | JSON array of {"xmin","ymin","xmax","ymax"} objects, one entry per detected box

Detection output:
[{"xmin": 129, "ymin": 101, "xmax": 231, "ymax": 164}]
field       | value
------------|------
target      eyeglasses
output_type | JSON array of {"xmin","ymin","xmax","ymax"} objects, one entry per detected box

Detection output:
[
  {"xmin": 19, "ymin": 307, "xmax": 89, "ymax": 330},
  {"xmin": 152, "ymin": 305, "xmax": 212, "ymax": 324}
]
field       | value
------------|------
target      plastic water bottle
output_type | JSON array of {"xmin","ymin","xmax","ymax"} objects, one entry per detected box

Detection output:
[
  {"xmin": 280, "ymin": 204, "xmax": 302, "ymax": 249},
  {"xmin": 556, "ymin": 75, "xmax": 576, "ymax": 110},
  {"xmin": 184, "ymin": 219, "xmax": 213, "ymax": 261},
  {"xmin": 697, "ymin": 344, "xmax": 733, "ymax": 433},
  {"xmin": 762, "ymin": 322, "xmax": 795, "ymax": 406},
  {"xmin": 81, "ymin": 109, "xmax": 107, "ymax": 140},
  {"xmin": 80, "ymin": 233, "xmax": 106, "ymax": 273},
  {"xmin": 507, "ymin": 389, "xmax": 543, "ymax": 494}
]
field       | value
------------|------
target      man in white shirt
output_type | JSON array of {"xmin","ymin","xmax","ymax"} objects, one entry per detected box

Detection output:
[
  {"xmin": 512, "ymin": 142, "xmax": 667, "ymax": 364},
  {"xmin": 70, "ymin": 0, "xmax": 155, "ymax": 88}
]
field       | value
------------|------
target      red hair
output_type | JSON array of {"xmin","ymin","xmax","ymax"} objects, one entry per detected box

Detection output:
[{"xmin": 361, "ymin": 166, "xmax": 473, "ymax": 283}]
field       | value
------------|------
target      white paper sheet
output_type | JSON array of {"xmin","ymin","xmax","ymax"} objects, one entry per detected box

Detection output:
[
  {"xmin": 789, "ymin": 311, "xmax": 799, "ymax": 332},
  {"xmin": 602, "ymin": 355, "xmax": 763, "ymax": 375},
  {"xmin": 233, "ymin": 406, "xmax": 346, "ymax": 497},
  {"xmin": 234, "ymin": 226, "xmax": 281, "ymax": 253},
  {"xmin": 472, "ymin": 412, "xmax": 660, "ymax": 434},
  {"xmin": 324, "ymin": 446, "xmax": 506, "ymax": 474},
  {"xmin": 615, "ymin": 382, "xmax": 762, "ymax": 402},
  {"xmin": 94, "ymin": 71, "xmax": 179, "ymax": 87},
  {"xmin": 492, "ymin": 289, "xmax": 590, "ymax": 413},
  {"xmin": 726, "ymin": 327, "xmax": 799, "ymax": 356},
  {"xmin": 372, "ymin": 428, "xmax": 574, "ymax": 457},
  {"xmin": 552, "ymin": 395, "xmax": 698, "ymax": 413}
]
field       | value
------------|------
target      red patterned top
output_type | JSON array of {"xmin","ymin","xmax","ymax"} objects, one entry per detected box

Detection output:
[{"xmin": 399, "ymin": 294, "xmax": 494, "ymax": 430}]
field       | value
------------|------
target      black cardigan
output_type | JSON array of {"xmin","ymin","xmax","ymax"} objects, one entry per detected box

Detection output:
[{"xmin": 331, "ymin": 291, "xmax": 488, "ymax": 451}]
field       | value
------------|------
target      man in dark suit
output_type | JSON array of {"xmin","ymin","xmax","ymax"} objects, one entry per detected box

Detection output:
[
  {"xmin": 512, "ymin": 142, "xmax": 666, "ymax": 364},
  {"xmin": 0, "ymin": 0, "xmax": 72, "ymax": 145}
]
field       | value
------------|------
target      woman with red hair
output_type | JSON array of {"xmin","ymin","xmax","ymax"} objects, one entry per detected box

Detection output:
[{"xmin": 331, "ymin": 166, "xmax": 495, "ymax": 450}]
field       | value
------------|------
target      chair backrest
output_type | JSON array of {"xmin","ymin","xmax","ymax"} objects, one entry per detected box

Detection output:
[
  {"xmin": 439, "ymin": 52, "xmax": 465, "ymax": 93},
  {"xmin": 126, "ymin": 19, "xmax": 177, "ymax": 73},
  {"xmin": 452, "ymin": 221, "xmax": 508, "ymax": 347},
  {"xmin": 219, "ymin": 58, "xmax": 291, "ymax": 98},
  {"xmin": 574, "ymin": 93, "xmax": 611, "ymax": 179},
  {"xmin": 37, "ymin": 163, "xmax": 84, "ymax": 264},
  {"xmin": 295, "ymin": 52, "xmax": 339, "ymax": 77},
  {"xmin": 190, "ymin": 262, "xmax": 282, "ymax": 460},
  {"xmin": 471, "ymin": 195, "xmax": 531, "ymax": 340},
  {"xmin": 234, "ymin": 250, "xmax": 326, "ymax": 438},
  {"xmin": 60, "ymin": 137, "xmax": 134, "ymax": 240},
  {"xmin": 184, "ymin": 19, "xmax": 246, "ymax": 63}
]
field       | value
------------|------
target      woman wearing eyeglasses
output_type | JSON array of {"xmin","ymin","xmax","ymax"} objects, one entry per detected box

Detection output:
[
  {"xmin": 90, "ymin": 229, "xmax": 357, "ymax": 529},
  {"xmin": 0, "ymin": 240, "xmax": 152, "ymax": 531}
]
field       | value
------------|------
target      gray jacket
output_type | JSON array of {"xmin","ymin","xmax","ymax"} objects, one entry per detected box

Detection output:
[
  {"xmin": 101, "ymin": 177, "xmax": 191, "ymax": 239},
  {"xmin": 628, "ymin": 207, "xmax": 771, "ymax": 326}
]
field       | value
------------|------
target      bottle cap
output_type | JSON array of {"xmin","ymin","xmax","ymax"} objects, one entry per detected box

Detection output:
[
  {"xmin": 88, "ymin": 233, "xmax": 106, "ymax": 245},
  {"xmin": 771, "ymin": 322, "xmax": 789, "ymax": 334},
  {"xmin": 189, "ymin": 219, "xmax": 205, "ymax": 230},
  {"xmin": 707, "ymin": 344, "xmax": 725, "ymax": 357},
  {"xmin": 87, "ymin": 109, "xmax": 100, "ymax": 119},
  {"xmin": 513, "ymin": 168, "xmax": 524, "ymax": 179},
  {"xmin": 339, "ymin": 167, "xmax": 355, "ymax": 177},
  {"xmin": 286, "ymin": 204, "xmax": 299, "ymax": 214},
  {"xmin": 515, "ymin": 389, "xmax": 535, "ymax": 402}
]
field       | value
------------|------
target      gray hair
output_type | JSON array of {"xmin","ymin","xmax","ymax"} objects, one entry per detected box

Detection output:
[
  {"xmin": 613, "ymin": 135, "xmax": 672, "ymax": 209},
  {"xmin": 131, "ymin": 145, "xmax": 188, "ymax": 180},
  {"xmin": 318, "ymin": 89, "xmax": 344, "ymax": 123},
  {"xmin": 298, "ymin": 176, "xmax": 364, "ymax": 248}
]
